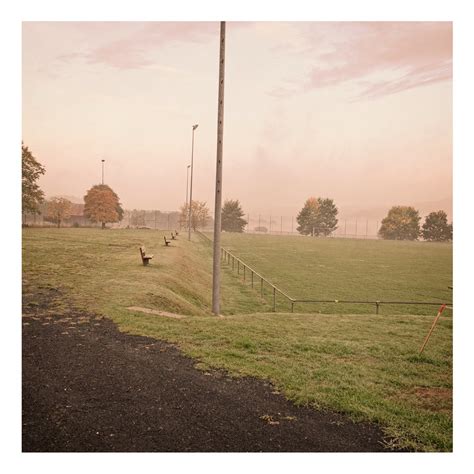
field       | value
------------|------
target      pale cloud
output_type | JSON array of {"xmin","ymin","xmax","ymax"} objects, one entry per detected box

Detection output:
[
  {"xmin": 22, "ymin": 21, "xmax": 452, "ymax": 215},
  {"xmin": 270, "ymin": 22, "xmax": 452, "ymax": 100},
  {"xmin": 55, "ymin": 22, "xmax": 220, "ymax": 70}
]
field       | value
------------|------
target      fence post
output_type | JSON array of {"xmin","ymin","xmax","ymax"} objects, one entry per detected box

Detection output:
[
  {"xmin": 261, "ymin": 277, "xmax": 263, "ymax": 296},
  {"xmin": 273, "ymin": 287, "xmax": 276, "ymax": 312},
  {"xmin": 232, "ymin": 256, "xmax": 234, "ymax": 270},
  {"xmin": 237, "ymin": 260, "xmax": 240, "ymax": 274},
  {"xmin": 376, "ymin": 301, "xmax": 380, "ymax": 315},
  {"xmin": 251, "ymin": 270, "xmax": 254, "ymax": 288},
  {"xmin": 243, "ymin": 265, "xmax": 246, "ymax": 281},
  {"xmin": 291, "ymin": 301, "xmax": 294, "ymax": 313}
]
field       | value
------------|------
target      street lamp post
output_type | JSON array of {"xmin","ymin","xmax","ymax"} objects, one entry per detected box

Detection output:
[
  {"xmin": 188, "ymin": 124, "xmax": 199, "ymax": 240},
  {"xmin": 185, "ymin": 164, "xmax": 191, "ymax": 212},
  {"xmin": 101, "ymin": 159, "xmax": 105, "ymax": 185}
]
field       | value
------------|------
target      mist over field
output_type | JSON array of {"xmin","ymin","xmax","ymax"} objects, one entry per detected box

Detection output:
[{"xmin": 23, "ymin": 21, "xmax": 452, "ymax": 220}]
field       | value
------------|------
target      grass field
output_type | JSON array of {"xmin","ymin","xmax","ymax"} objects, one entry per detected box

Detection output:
[
  {"xmin": 216, "ymin": 232, "xmax": 452, "ymax": 315},
  {"xmin": 22, "ymin": 228, "xmax": 453, "ymax": 451}
]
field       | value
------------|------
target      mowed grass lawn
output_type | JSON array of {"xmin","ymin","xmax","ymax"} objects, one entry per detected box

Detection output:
[
  {"xmin": 22, "ymin": 228, "xmax": 452, "ymax": 451},
  {"xmin": 217, "ymin": 232, "xmax": 452, "ymax": 315}
]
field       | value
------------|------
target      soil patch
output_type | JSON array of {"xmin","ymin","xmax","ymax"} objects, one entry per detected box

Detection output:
[
  {"xmin": 127, "ymin": 306, "xmax": 186, "ymax": 319},
  {"xmin": 22, "ymin": 290, "xmax": 401, "ymax": 452}
]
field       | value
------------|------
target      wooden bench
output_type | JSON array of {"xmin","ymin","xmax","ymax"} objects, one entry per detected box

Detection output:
[
  {"xmin": 164, "ymin": 236, "xmax": 171, "ymax": 246},
  {"xmin": 139, "ymin": 246, "xmax": 153, "ymax": 265}
]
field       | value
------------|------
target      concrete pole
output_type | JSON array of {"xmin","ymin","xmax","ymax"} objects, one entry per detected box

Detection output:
[{"xmin": 212, "ymin": 21, "xmax": 226, "ymax": 315}]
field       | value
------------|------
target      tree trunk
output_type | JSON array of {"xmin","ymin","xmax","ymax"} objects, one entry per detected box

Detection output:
[{"xmin": 102, "ymin": 222, "xmax": 105, "ymax": 229}]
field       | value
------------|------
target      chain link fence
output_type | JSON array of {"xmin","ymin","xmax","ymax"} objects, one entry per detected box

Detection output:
[{"xmin": 243, "ymin": 215, "xmax": 381, "ymax": 239}]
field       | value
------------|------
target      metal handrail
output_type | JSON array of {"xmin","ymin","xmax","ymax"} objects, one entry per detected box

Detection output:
[{"xmin": 195, "ymin": 230, "xmax": 453, "ymax": 314}]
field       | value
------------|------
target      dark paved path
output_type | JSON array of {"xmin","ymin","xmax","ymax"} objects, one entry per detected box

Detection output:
[{"xmin": 22, "ymin": 306, "xmax": 393, "ymax": 452}]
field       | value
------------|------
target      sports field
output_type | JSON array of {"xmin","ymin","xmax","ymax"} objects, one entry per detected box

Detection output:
[
  {"xmin": 22, "ymin": 228, "xmax": 453, "ymax": 451},
  {"xmin": 217, "ymin": 232, "xmax": 452, "ymax": 315}
]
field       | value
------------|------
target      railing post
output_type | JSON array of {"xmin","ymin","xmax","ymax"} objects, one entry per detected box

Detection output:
[
  {"xmin": 273, "ymin": 287, "xmax": 276, "ymax": 312},
  {"xmin": 261, "ymin": 277, "xmax": 263, "ymax": 296},
  {"xmin": 232, "ymin": 256, "xmax": 234, "ymax": 270},
  {"xmin": 237, "ymin": 260, "xmax": 240, "ymax": 274},
  {"xmin": 376, "ymin": 301, "xmax": 380, "ymax": 315},
  {"xmin": 291, "ymin": 301, "xmax": 294, "ymax": 313},
  {"xmin": 243, "ymin": 265, "xmax": 246, "ymax": 281},
  {"xmin": 251, "ymin": 270, "xmax": 254, "ymax": 288}
]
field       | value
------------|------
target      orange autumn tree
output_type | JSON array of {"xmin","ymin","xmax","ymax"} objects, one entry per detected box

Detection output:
[{"xmin": 83, "ymin": 184, "xmax": 124, "ymax": 229}]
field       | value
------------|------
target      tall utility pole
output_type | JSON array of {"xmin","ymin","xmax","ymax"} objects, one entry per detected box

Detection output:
[
  {"xmin": 101, "ymin": 159, "xmax": 105, "ymax": 185},
  {"xmin": 188, "ymin": 125, "xmax": 199, "ymax": 240},
  {"xmin": 212, "ymin": 21, "xmax": 226, "ymax": 315}
]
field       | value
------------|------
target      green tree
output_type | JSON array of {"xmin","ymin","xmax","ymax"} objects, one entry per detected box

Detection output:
[
  {"xmin": 45, "ymin": 197, "xmax": 72, "ymax": 228},
  {"xmin": 83, "ymin": 184, "xmax": 124, "ymax": 229},
  {"xmin": 296, "ymin": 197, "xmax": 338, "ymax": 236},
  {"xmin": 22, "ymin": 144, "xmax": 45, "ymax": 218},
  {"xmin": 221, "ymin": 199, "xmax": 247, "ymax": 232},
  {"xmin": 179, "ymin": 200, "xmax": 210, "ymax": 230},
  {"xmin": 421, "ymin": 211, "xmax": 452, "ymax": 242},
  {"xmin": 379, "ymin": 206, "xmax": 421, "ymax": 240}
]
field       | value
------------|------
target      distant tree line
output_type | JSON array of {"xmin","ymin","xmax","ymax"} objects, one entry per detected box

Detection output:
[{"xmin": 21, "ymin": 143, "xmax": 452, "ymax": 240}]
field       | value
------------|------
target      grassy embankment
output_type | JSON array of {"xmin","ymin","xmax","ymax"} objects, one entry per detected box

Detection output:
[{"xmin": 22, "ymin": 228, "xmax": 452, "ymax": 451}]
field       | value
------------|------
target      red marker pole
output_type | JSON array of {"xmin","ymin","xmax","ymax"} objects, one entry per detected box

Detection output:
[{"xmin": 419, "ymin": 304, "xmax": 447, "ymax": 355}]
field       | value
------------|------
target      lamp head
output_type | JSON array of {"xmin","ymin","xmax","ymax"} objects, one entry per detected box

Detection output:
[{"xmin": 192, "ymin": 124, "xmax": 199, "ymax": 130}]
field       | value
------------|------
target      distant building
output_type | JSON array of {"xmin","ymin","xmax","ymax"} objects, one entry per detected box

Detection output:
[{"xmin": 23, "ymin": 202, "xmax": 97, "ymax": 227}]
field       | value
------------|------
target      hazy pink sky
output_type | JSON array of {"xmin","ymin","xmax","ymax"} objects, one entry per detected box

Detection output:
[{"xmin": 22, "ymin": 21, "xmax": 452, "ymax": 217}]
